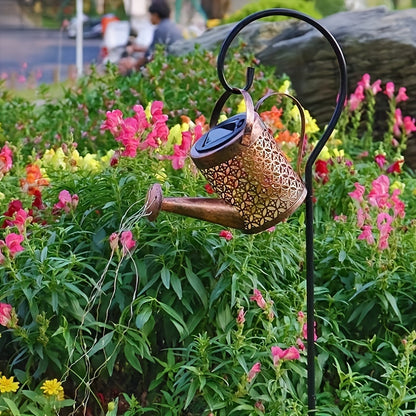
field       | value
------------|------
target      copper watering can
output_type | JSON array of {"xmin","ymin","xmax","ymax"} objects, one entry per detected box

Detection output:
[{"xmin": 145, "ymin": 88, "xmax": 307, "ymax": 234}]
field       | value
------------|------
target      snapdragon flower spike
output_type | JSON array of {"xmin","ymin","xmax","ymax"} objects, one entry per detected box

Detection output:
[
  {"xmin": 250, "ymin": 289, "xmax": 266, "ymax": 309},
  {"xmin": 4, "ymin": 233, "xmax": 24, "ymax": 257},
  {"xmin": 0, "ymin": 144, "xmax": 13, "ymax": 176},
  {"xmin": 0, "ymin": 303, "xmax": 13, "ymax": 326},
  {"xmin": 271, "ymin": 346, "xmax": 300, "ymax": 366},
  {"xmin": 247, "ymin": 362, "xmax": 261, "ymax": 382}
]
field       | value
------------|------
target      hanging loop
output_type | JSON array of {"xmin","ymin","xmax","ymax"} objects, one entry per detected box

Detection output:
[{"xmin": 216, "ymin": 8, "xmax": 348, "ymax": 169}]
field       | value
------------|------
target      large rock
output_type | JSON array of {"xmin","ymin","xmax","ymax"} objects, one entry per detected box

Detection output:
[{"xmin": 170, "ymin": 7, "xmax": 416, "ymax": 168}]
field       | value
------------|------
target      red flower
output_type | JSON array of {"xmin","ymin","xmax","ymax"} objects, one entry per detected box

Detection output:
[
  {"xmin": 204, "ymin": 183, "xmax": 214, "ymax": 194},
  {"xmin": 386, "ymin": 160, "xmax": 404, "ymax": 174},
  {"xmin": 219, "ymin": 230, "xmax": 233, "ymax": 241},
  {"xmin": 315, "ymin": 159, "xmax": 330, "ymax": 183}
]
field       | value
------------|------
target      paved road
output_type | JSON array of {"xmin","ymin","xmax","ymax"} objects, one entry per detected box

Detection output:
[{"xmin": 0, "ymin": 28, "xmax": 102, "ymax": 85}]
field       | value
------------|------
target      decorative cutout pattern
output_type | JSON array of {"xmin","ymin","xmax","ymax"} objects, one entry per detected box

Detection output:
[{"xmin": 201, "ymin": 118, "xmax": 306, "ymax": 232}]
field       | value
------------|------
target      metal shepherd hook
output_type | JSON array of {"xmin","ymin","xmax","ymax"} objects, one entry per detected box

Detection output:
[{"xmin": 216, "ymin": 9, "xmax": 348, "ymax": 414}]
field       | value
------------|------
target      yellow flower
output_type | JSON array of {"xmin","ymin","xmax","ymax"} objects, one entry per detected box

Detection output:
[
  {"xmin": 168, "ymin": 124, "xmax": 183, "ymax": 145},
  {"xmin": 278, "ymin": 80, "xmax": 292, "ymax": 94},
  {"xmin": 332, "ymin": 148, "xmax": 344, "ymax": 159},
  {"xmin": 237, "ymin": 99, "xmax": 246, "ymax": 114},
  {"xmin": 391, "ymin": 181, "xmax": 405, "ymax": 192},
  {"xmin": 155, "ymin": 168, "xmax": 167, "ymax": 182},
  {"xmin": 319, "ymin": 145, "xmax": 331, "ymax": 161},
  {"xmin": 0, "ymin": 192, "xmax": 5, "ymax": 200},
  {"xmin": 0, "ymin": 375, "xmax": 19, "ymax": 393},
  {"xmin": 40, "ymin": 379, "xmax": 64, "ymax": 398}
]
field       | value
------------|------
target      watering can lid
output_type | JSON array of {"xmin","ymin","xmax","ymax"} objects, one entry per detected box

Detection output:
[{"xmin": 193, "ymin": 113, "xmax": 246, "ymax": 154}]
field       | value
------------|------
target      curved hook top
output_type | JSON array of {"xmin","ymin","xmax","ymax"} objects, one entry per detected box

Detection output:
[{"xmin": 217, "ymin": 8, "xmax": 348, "ymax": 169}]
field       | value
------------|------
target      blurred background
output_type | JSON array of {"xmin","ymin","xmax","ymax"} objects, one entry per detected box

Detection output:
[{"xmin": 0, "ymin": 0, "xmax": 415, "ymax": 87}]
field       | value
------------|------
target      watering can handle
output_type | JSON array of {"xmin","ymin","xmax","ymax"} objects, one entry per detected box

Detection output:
[
  {"xmin": 209, "ymin": 88, "xmax": 255, "ymax": 138},
  {"xmin": 255, "ymin": 91, "xmax": 306, "ymax": 176}
]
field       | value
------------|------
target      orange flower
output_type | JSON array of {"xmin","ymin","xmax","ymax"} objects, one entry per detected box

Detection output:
[
  {"xmin": 276, "ymin": 130, "xmax": 300, "ymax": 145},
  {"xmin": 260, "ymin": 106, "xmax": 283, "ymax": 131},
  {"xmin": 20, "ymin": 164, "xmax": 49, "ymax": 195}
]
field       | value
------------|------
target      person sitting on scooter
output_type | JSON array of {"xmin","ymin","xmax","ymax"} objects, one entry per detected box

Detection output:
[{"xmin": 118, "ymin": 0, "xmax": 183, "ymax": 75}]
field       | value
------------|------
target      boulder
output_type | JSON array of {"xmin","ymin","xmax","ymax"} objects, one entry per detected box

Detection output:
[{"xmin": 170, "ymin": 7, "xmax": 416, "ymax": 168}]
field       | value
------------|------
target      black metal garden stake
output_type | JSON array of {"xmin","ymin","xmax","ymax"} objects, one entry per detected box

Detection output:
[{"xmin": 216, "ymin": 9, "xmax": 348, "ymax": 414}]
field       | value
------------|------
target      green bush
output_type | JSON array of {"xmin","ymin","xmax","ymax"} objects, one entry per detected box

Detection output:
[
  {"xmin": 1, "ymin": 45, "xmax": 416, "ymax": 416},
  {"xmin": 222, "ymin": 0, "xmax": 322, "ymax": 25}
]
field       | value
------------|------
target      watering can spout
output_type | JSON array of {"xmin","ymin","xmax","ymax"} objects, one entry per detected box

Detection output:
[{"xmin": 145, "ymin": 183, "xmax": 245, "ymax": 230}]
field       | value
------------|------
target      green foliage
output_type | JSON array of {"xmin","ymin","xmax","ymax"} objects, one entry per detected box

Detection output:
[
  {"xmin": 1, "ymin": 46, "xmax": 416, "ymax": 415},
  {"xmin": 315, "ymin": 0, "xmax": 346, "ymax": 16},
  {"xmin": 222, "ymin": 0, "xmax": 322, "ymax": 25}
]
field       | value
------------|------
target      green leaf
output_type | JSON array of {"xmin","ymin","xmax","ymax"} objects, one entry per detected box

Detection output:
[
  {"xmin": 2, "ymin": 398, "xmax": 20, "ymax": 416},
  {"xmin": 338, "ymin": 249, "xmax": 346, "ymax": 263},
  {"xmin": 124, "ymin": 344, "xmax": 143, "ymax": 373},
  {"xmin": 184, "ymin": 378, "xmax": 198, "ymax": 409},
  {"xmin": 161, "ymin": 266, "xmax": 171, "ymax": 289},
  {"xmin": 170, "ymin": 272, "xmax": 182, "ymax": 299},
  {"xmin": 135, "ymin": 307, "xmax": 152, "ymax": 329},
  {"xmin": 384, "ymin": 291, "xmax": 402, "ymax": 321},
  {"xmin": 87, "ymin": 331, "xmax": 114, "ymax": 357},
  {"xmin": 184, "ymin": 261, "xmax": 208, "ymax": 308}
]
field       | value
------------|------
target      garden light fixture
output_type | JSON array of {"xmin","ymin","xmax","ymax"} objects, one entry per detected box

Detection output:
[{"xmin": 145, "ymin": 8, "xmax": 348, "ymax": 414}]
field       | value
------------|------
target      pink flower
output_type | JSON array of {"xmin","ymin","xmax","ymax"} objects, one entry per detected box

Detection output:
[
  {"xmin": 334, "ymin": 214, "xmax": 347, "ymax": 222},
  {"xmin": 403, "ymin": 116, "xmax": 416, "ymax": 135},
  {"xmin": 132, "ymin": 104, "xmax": 150, "ymax": 132},
  {"xmin": 0, "ymin": 144, "xmax": 13, "ymax": 175},
  {"xmin": 109, "ymin": 232, "xmax": 119, "ymax": 251},
  {"xmin": 169, "ymin": 130, "xmax": 192, "ymax": 170},
  {"xmin": 357, "ymin": 73, "xmax": 371, "ymax": 90},
  {"xmin": 374, "ymin": 154, "xmax": 386, "ymax": 169},
  {"xmin": 11, "ymin": 209, "xmax": 32, "ymax": 234},
  {"xmin": 296, "ymin": 337, "xmax": 305, "ymax": 351},
  {"xmin": 367, "ymin": 175, "xmax": 390, "ymax": 208},
  {"xmin": 5, "ymin": 233, "xmax": 24, "ymax": 256},
  {"xmin": 384, "ymin": 81, "xmax": 395, "ymax": 99},
  {"xmin": 120, "ymin": 230, "xmax": 136, "ymax": 255},
  {"xmin": 356, "ymin": 208, "xmax": 370, "ymax": 228},
  {"xmin": 54, "ymin": 190, "xmax": 79, "ymax": 213},
  {"xmin": 390, "ymin": 189, "xmax": 405, "ymax": 218},
  {"xmin": 101, "ymin": 109, "xmax": 124, "ymax": 137},
  {"xmin": 358, "ymin": 225, "xmax": 375, "ymax": 245},
  {"xmin": 247, "ymin": 362, "xmax": 261, "ymax": 382},
  {"xmin": 357, "ymin": 73, "xmax": 381, "ymax": 95},
  {"xmin": 371, "ymin": 79, "xmax": 382, "ymax": 95},
  {"xmin": 255, "ymin": 401, "xmax": 265, "ymax": 413},
  {"xmin": 297, "ymin": 311, "xmax": 305, "ymax": 323},
  {"xmin": 236, "ymin": 308, "xmax": 245, "ymax": 325},
  {"xmin": 0, "ymin": 303, "xmax": 13, "ymax": 327},
  {"xmin": 396, "ymin": 87, "xmax": 408, "ymax": 103},
  {"xmin": 271, "ymin": 346, "xmax": 300, "ymax": 366},
  {"xmin": 302, "ymin": 322, "xmax": 318, "ymax": 341},
  {"xmin": 393, "ymin": 108, "xmax": 403, "ymax": 137},
  {"xmin": 219, "ymin": 230, "xmax": 233, "ymax": 241},
  {"xmin": 250, "ymin": 289, "xmax": 266, "ymax": 309},
  {"xmin": 348, "ymin": 182, "xmax": 366, "ymax": 203},
  {"xmin": 348, "ymin": 84, "xmax": 365, "ymax": 111}
]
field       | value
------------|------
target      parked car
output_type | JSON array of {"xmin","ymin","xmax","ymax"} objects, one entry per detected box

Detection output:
[{"xmin": 67, "ymin": 14, "xmax": 102, "ymax": 39}]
